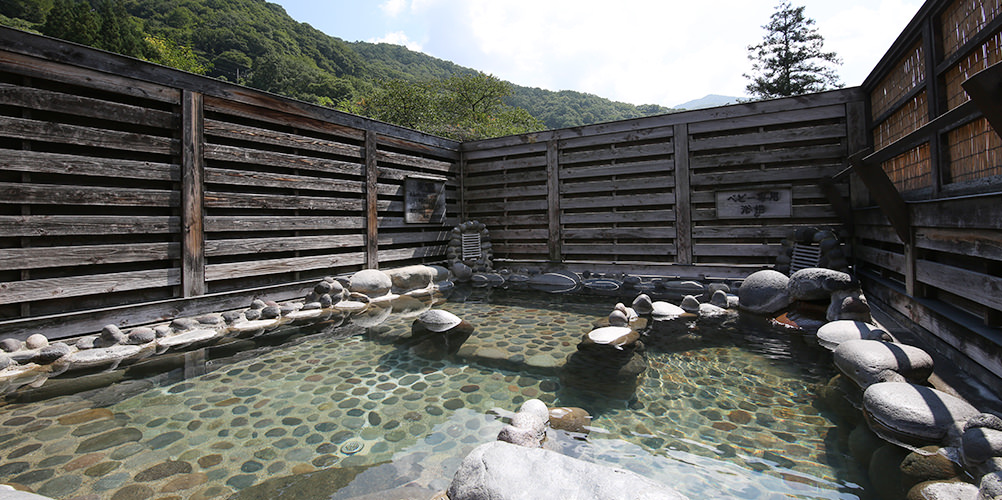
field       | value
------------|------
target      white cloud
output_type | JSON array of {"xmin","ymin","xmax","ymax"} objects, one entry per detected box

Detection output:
[
  {"xmin": 370, "ymin": 31, "xmax": 424, "ymax": 52},
  {"xmin": 349, "ymin": 0, "xmax": 925, "ymax": 106},
  {"xmin": 379, "ymin": 0, "xmax": 408, "ymax": 17}
]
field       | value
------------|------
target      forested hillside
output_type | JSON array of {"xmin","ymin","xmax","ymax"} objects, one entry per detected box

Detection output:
[{"xmin": 0, "ymin": 0, "xmax": 677, "ymax": 136}]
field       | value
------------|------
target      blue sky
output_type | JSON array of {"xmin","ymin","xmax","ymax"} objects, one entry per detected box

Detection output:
[{"xmin": 275, "ymin": 0, "xmax": 924, "ymax": 107}]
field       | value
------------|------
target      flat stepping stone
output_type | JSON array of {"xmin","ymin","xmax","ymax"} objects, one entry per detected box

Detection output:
[
  {"xmin": 335, "ymin": 300, "xmax": 368, "ymax": 313},
  {"xmin": 864, "ymin": 382, "xmax": 981, "ymax": 447},
  {"xmin": 66, "ymin": 345, "xmax": 144, "ymax": 368},
  {"xmin": 230, "ymin": 319, "xmax": 280, "ymax": 333},
  {"xmin": 284, "ymin": 309, "xmax": 325, "ymax": 321},
  {"xmin": 157, "ymin": 329, "xmax": 222, "ymax": 348},
  {"xmin": 815, "ymin": 320, "xmax": 887, "ymax": 351},
  {"xmin": 834, "ymin": 339, "xmax": 934, "ymax": 388}
]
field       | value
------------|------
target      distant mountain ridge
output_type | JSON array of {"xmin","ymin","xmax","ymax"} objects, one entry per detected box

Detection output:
[{"xmin": 675, "ymin": 94, "xmax": 742, "ymax": 110}]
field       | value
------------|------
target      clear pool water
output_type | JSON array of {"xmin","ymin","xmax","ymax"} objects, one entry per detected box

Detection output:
[{"xmin": 0, "ymin": 290, "xmax": 871, "ymax": 499}]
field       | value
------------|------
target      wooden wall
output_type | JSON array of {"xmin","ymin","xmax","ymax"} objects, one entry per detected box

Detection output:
[
  {"xmin": 855, "ymin": 0, "xmax": 1002, "ymax": 387},
  {"xmin": 462, "ymin": 89, "xmax": 864, "ymax": 279},
  {"xmin": 0, "ymin": 27, "xmax": 459, "ymax": 340}
]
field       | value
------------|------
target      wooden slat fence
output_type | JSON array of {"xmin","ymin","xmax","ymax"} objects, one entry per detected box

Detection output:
[
  {"xmin": 0, "ymin": 27, "xmax": 459, "ymax": 340},
  {"xmin": 855, "ymin": 0, "xmax": 1002, "ymax": 387},
  {"xmin": 462, "ymin": 89, "xmax": 864, "ymax": 278}
]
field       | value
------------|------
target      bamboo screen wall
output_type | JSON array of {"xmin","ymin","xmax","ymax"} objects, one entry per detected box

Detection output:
[
  {"xmin": 462, "ymin": 90, "xmax": 863, "ymax": 278},
  {"xmin": 855, "ymin": 0, "xmax": 1002, "ymax": 387},
  {"xmin": 0, "ymin": 28, "xmax": 459, "ymax": 339}
]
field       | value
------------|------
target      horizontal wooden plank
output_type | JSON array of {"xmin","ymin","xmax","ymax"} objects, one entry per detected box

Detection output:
[
  {"xmin": 205, "ymin": 235, "xmax": 365, "ymax": 257},
  {"xmin": 562, "ymin": 243, "xmax": 677, "ymax": 255},
  {"xmin": 0, "ymin": 50, "xmax": 180, "ymax": 104},
  {"xmin": 911, "ymin": 193, "xmax": 1002, "ymax": 230},
  {"xmin": 205, "ymin": 167, "xmax": 364, "ymax": 193},
  {"xmin": 0, "ymin": 242, "xmax": 177, "ymax": 271},
  {"xmin": 0, "ymin": 215, "xmax": 179, "ymax": 236},
  {"xmin": 559, "ymin": 159, "xmax": 673, "ymax": 180},
  {"xmin": 0, "ymin": 83, "xmax": 175, "ymax": 128},
  {"xmin": 378, "ymin": 149, "xmax": 455, "ymax": 173},
  {"xmin": 915, "ymin": 227, "xmax": 1002, "ymax": 261},
  {"xmin": 465, "ymin": 199, "xmax": 548, "ymax": 213},
  {"xmin": 688, "ymin": 104, "xmax": 847, "ymax": 135},
  {"xmin": 203, "ymin": 191, "xmax": 363, "ymax": 211},
  {"xmin": 560, "ymin": 176, "xmax": 675, "ymax": 195},
  {"xmin": 689, "ymin": 144, "xmax": 845, "ymax": 169},
  {"xmin": 460, "ymin": 141, "xmax": 548, "ymax": 161},
  {"xmin": 377, "ymin": 134, "xmax": 460, "ymax": 162},
  {"xmin": 691, "ymin": 225, "xmax": 796, "ymax": 239},
  {"xmin": 204, "ymin": 95, "xmax": 364, "ymax": 142},
  {"xmin": 563, "ymin": 227, "xmax": 676, "ymax": 240},
  {"xmin": 0, "ymin": 149, "xmax": 178, "ymax": 182},
  {"xmin": 377, "ymin": 231, "xmax": 451, "ymax": 245},
  {"xmin": 205, "ymin": 252, "xmax": 367, "ymax": 281},
  {"xmin": 560, "ymin": 192, "xmax": 675, "ymax": 210},
  {"xmin": 463, "ymin": 169, "xmax": 548, "ymax": 188},
  {"xmin": 0, "ymin": 182, "xmax": 178, "ymax": 207},
  {"xmin": 492, "ymin": 243, "xmax": 549, "ymax": 254},
  {"xmin": 691, "ymin": 165, "xmax": 842, "ymax": 186},
  {"xmin": 854, "ymin": 224, "xmax": 903, "ymax": 245},
  {"xmin": 204, "ymin": 144, "xmax": 363, "ymax": 177},
  {"xmin": 463, "ymin": 155, "xmax": 547, "ymax": 174},
  {"xmin": 204, "ymin": 118, "xmax": 363, "ymax": 158},
  {"xmin": 1, "ymin": 116, "xmax": 176, "ymax": 154},
  {"xmin": 561, "ymin": 210, "xmax": 675, "ymax": 224},
  {"xmin": 559, "ymin": 142, "xmax": 673, "ymax": 165},
  {"xmin": 204, "ymin": 216, "xmax": 364, "ymax": 232},
  {"xmin": 377, "ymin": 245, "xmax": 447, "ymax": 262},
  {"xmin": 472, "ymin": 214, "xmax": 549, "ymax": 227},
  {"xmin": 488, "ymin": 228, "xmax": 549, "ymax": 240},
  {"xmin": 558, "ymin": 125, "xmax": 674, "ymax": 150},
  {"xmin": 465, "ymin": 184, "xmax": 548, "ymax": 199},
  {"xmin": 0, "ymin": 268, "xmax": 180, "ymax": 304},
  {"xmin": 917, "ymin": 259, "xmax": 1002, "ymax": 311},
  {"xmin": 690, "ymin": 123, "xmax": 846, "ymax": 152},
  {"xmin": 692, "ymin": 244, "xmax": 781, "ymax": 256},
  {"xmin": 855, "ymin": 244, "xmax": 906, "ymax": 274},
  {"xmin": 690, "ymin": 184, "xmax": 845, "ymax": 204}
]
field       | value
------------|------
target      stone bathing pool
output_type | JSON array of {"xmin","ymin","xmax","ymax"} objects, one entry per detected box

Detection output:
[{"xmin": 1, "ymin": 286, "xmax": 879, "ymax": 500}]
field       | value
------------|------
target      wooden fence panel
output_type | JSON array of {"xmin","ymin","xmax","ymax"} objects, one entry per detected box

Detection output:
[
  {"xmin": 462, "ymin": 90, "xmax": 858, "ymax": 274},
  {"xmin": 0, "ymin": 28, "xmax": 459, "ymax": 334}
]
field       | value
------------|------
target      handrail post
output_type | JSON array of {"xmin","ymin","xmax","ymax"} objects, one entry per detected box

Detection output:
[
  {"xmin": 673, "ymin": 124, "xmax": 692, "ymax": 265},
  {"xmin": 365, "ymin": 130, "xmax": 379, "ymax": 269}
]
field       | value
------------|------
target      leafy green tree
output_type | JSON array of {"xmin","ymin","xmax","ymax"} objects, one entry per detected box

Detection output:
[
  {"xmin": 96, "ymin": 0, "xmax": 150, "ymax": 58},
  {"xmin": 0, "ymin": 0, "xmax": 54, "ymax": 23},
  {"xmin": 145, "ymin": 34, "xmax": 207, "ymax": 74},
  {"xmin": 41, "ymin": 0, "xmax": 100, "ymax": 46},
  {"xmin": 340, "ymin": 73, "xmax": 544, "ymax": 140},
  {"xmin": 744, "ymin": 1, "xmax": 842, "ymax": 99}
]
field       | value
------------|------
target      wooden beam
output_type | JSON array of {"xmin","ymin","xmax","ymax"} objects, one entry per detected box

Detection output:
[
  {"xmin": 962, "ymin": 62, "xmax": 1002, "ymax": 140},
  {"xmin": 673, "ymin": 124, "xmax": 692, "ymax": 265},
  {"xmin": 365, "ymin": 130, "xmax": 379, "ymax": 269},
  {"xmin": 849, "ymin": 150, "xmax": 911, "ymax": 244},
  {"xmin": 181, "ymin": 90, "xmax": 206, "ymax": 297},
  {"xmin": 546, "ymin": 140, "xmax": 561, "ymax": 262}
]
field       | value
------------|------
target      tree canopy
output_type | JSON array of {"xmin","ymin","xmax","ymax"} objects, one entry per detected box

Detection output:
[{"xmin": 744, "ymin": 1, "xmax": 842, "ymax": 99}]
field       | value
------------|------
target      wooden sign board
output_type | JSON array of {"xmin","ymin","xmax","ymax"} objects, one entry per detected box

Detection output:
[
  {"xmin": 405, "ymin": 175, "xmax": 447, "ymax": 223},
  {"xmin": 715, "ymin": 188, "xmax": 792, "ymax": 219}
]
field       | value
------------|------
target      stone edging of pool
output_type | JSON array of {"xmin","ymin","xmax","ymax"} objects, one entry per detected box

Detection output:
[{"xmin": 0, "ymin": 264, "xmax": 1000, "ymax": 500}]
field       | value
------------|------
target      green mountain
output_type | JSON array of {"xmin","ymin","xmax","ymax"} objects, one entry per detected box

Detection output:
[{"xmin": 1, "ymin": 0, "xmax": 678, "ymax": 131}]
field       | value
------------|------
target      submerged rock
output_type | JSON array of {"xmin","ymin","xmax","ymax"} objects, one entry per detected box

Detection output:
[
  {"xmin": 448, "ymin": 441, "xmax": 689, "ymax": 500},
  {"xmin": 548, "ymin": 406, "xmax": 592, "ymax": 434}
]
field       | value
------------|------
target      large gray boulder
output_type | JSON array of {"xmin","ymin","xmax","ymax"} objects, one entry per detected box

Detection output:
[
  {"xmin": 833, "ymin": 339, "xmax": 934, "ymax": 388},
  {"xmin": 384, "ymin": 265, "xmax": 437, "ymax": 292},
  {"xmin": 864, "ymin": 382, "xmax": 981, "ymax": 447},
  {"xmin": 787, "ymin": 267, "xmax": 856, "ymax": 301},
  {"xmin": 349, "ymin": 269, "xmax": 393, "ymax": 297},
  {"xmin": 448, "ymin": 441, "xmax": 689, "ymax": 500},
  {"xmin": 815, "ymin": 320, "xmax": 887, "ymax": 351},
  {"xmin": 962, "ymin": 413, "xmax": 1002, "ymax": 466},
  {"xmin": 738, "ymin": 270, "xmax": 790, "ymax": 315}
]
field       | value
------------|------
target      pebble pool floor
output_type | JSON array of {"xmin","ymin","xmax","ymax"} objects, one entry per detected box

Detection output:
[{"xmin": 0, "ymin": 291, "xmax": 871, "ymax": 500}]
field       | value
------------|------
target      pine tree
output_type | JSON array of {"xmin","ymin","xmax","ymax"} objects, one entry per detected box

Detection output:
[{"xmin": 744, "ymin": 1, "xmax": 842, "ymax": 99}]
